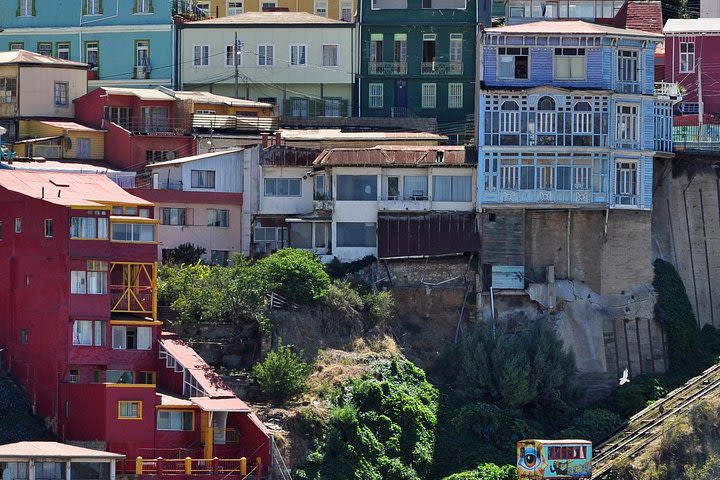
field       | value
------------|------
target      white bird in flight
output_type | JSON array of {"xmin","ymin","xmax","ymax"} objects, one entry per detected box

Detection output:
[{"xmin": 619, "ymin": 368, "xmax": 630, "ymax": 386}]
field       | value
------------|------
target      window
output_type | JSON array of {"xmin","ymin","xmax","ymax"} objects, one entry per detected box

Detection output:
[
  {"xmin": 44, "ymin": 219, "xmax": 54, "ymax": 237},
  {"xmin": 111, "ymin": 223, "xmax": 156, "ymax": 242},
  {"xmin": 226, "ymin": 43, "xmax": 241, "ymax": 67},
  {"xmin": 500, "ymin": 101, "xmax": 520, "ymax": 133},
  {"xmin": 107, "ymin": 370, "xmax": 134, "ymax": 383},
  {"xmin": 615, "ymin": 161, "xmax": 637, "ymax": 205},
  {"xmin": 291, "ymin": 98, "xmax": 308, "ymax": 117},
  {"xmin": 19, "ymin": 0, "xmax": 34, "ymax": 16},
  {"xmin": 112, "ymin": 326, "xmax": 152, "ymax": 350},
  {"xmin": 19, "ymin": 330, "xmax": 28, "ymax": 345},
  {"xmin": 573, "ymin": 101, "xmax": 593, "ymax": 134},
  {"xmin": 315, "ymin": 175, "xmax": 328, "ymax": 199},
  {"xmin": 104, "ymin": 106, "xmax": 131, "ymax": 128},
  {"xmin": 161, "ymin": 208, "xmax": 186, "ymax": 226},
  {"xmin": 196, "ymin": 1, "xmax": 210, "ymax": 14},
  {"xmin": 264, "ymin": 178, "xmax": 302, "ymax": 197},
  {"xmin": 38, "ymin": 42, "xmax": 53, "ymax": 57},
  {"xmin": 0, "ymin": 78, "xmax": 18, "ymax": 104},
  {"xmin": 369, "ymin": 83, "xmax": 383, "ymax": 108},
  {"xmin": 680, "ymin": 41, "xmax": 695, "ymax": 73},
  {"xmin": 0, "ymin": 221, "xmax": 3, "ymax": 240},
  {"xmin": 254, "ymin": 226, "xmax": 287, "ymax": 253},
  {"xmin": 193, "ymin": 45, "xmax": 209, "ymax": 66},
  {"xmin": 337, "ymin": 175, "xmax": 377, "ymax": 201},
  {"xmin": 324, "ymin": 98, "xmax": 341, "ymax": 116},
  {"xmin": 86, "ymin": 41, "xmax": 99, "ymax": 70},
  {"xmin": 191, "ymin": 170, "xmax": 215, "ymax": 188},
  {"xmin": 56, "ymin": 43, "xmax": 70, "ymax": 60},
  {"xmin": 138, "ymin": 371, "xmax": 155, "ymax": 384},
  {"xmin": 70, "ymin": 217, "xmax": 108, "ymax": 239},
  {"xmin": 227, "ymin": 1, "xmax": 243, "ymax": 14},
  {"xmin": 370, "ymin": 34, "xmax": 383, "ymax": 62},
  {"xmin": 54, "ymin": 82, "xmax": 69, "ymax": 107},
  {"xmin": 498, "ymin": 47, "xmax": 528, "ymax": 79},
  {"xmin": 336, "ymin": 222, "xmax": 376, "ymax": 247},
  {"xmin": 73, "ymin": 320, "xmax": 105, "ymax": 346},
  {"xmin": 135, "ymin": 40, "xmax": 150, "ymax": 77},
  {"xmin": 118, "ymin": 401, "xmax": 142, "ymax": 419},
  {"xmin": 315, "ymin": 0, "xmax": 327, "ymax": 15},
  {"xmin": 290, "ymin": 44, "xmax": 307, "ymax": 66},
  {"xmin": 261, "ymin": 1, "xmax": 276, "ymax": 9},
  {"xmin": 158, "ymin": 410, "xmax": 194, "ymax": 431},
  {"xmin": 85, "ymin": 0, "xmax": 101, "ymax": 14},
  {"xmin": 554, "ymin": 48, "xmax": 586, "ymax": 80},
  {"xmin": 616, "ymin": 104, "xmax": 638, "ymax": 145},
  {"xmin": 421, "ymin": 83, "xmax": 436, "ymax": 108},
  {"xmin": 35, "ymin": 463, "xmax": 64, "ymax": 480},
  {"xmin": 448, "ymin": 83, "xmax": 463, "ymax": 108},
  {"xmin": 536, "ymin": 96, "xmax": 556, "ymax": 134},
  {"xmin": 207, "ymin": 209, "xmax": 229, "ymax": 227},
  {"xmin": 70, "ymin": 464, "xmax": 109, "ymax": 480},
  {"xmin": 69, "ymin": 369, "xmax": 79, "ymax": 383},
  {"xmin": 211, "ymin": 250, "xmax": 229, "ymax": 266},
  {"xmin": 9, "ymin": 42, "xmax": 24, "ymax": 51},
  {"xmin": 258, "ymin": 44, "xmax": 274, "ymax": 66},
  {"xmin": 146, "ymin": 150, "xmax": 170, "ymax": 163},
  {"xmin": 340, "ymin": 1, "xmax": 352, "ymax": 21},
  {"xmin": 449, "ymin": 33, "xmax": 462, "ymax": 63},
  {"xmin": 618, "ymin": 50, "xmax": 639, "ymax": 83},
  {"xmin": 322, "ymin": 45, "xmax": 338, "ymax": 66},
  {"xmin": 422, "ymin": 33, "xmax": 436, "ymax": 63},
  {"xmin": 15, "ymin": 218, "xmax": 21, "ymax": 233},
  {"xmin": 71, "ymin": 261, "xmax": 108, "ymax": 295},
  {"xmin": 136, "ymin": 0, "xmax": 151, "ymax": 13},
  {"xmin": 433, "ymin": 176, "xmax": 472, "ymax": 201},
  {"xmin": 394, "ymin": 33, "xmax": 407, "ymax": 63}
]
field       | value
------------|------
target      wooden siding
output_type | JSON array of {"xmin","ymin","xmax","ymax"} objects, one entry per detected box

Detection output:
[
  {"xmin": 377, "ymin": 212, "xmax": 479, "ymax": 258},
  {"xmin": 480, "ymin": 210, "xmax": 524, "ymax": 265}
]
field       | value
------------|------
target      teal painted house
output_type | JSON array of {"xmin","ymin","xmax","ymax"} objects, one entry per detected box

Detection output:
[
  {"xmin": 358, "ymin": 0, "xmax": 491, "ymax": 138},
  {"xmin": 0, "ymin": 0, "xmax": 174, "ymax": 89}
]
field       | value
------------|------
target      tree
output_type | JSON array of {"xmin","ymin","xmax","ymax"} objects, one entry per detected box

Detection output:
[
  {"xmin": 256, "ymin": 248, "xmax": 330, "ymax": 303},
  {"xmin": 252, "ymin": 346, "xmax": 310, "ymax": 403},
  {"xmin": 164, "ymin": 243, "xmax": 206, "ymax": 265}
]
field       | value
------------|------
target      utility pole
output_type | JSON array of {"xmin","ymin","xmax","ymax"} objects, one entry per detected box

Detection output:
[
  {"xmin": 697, "ymin": 58, "xmax": 704, "ymax": 138},
  {"xmin": 234, "ymin": 32, "xmax": 239, "ymax": 99}
]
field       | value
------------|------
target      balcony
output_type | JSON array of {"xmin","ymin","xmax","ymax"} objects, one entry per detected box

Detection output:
[
  {"xmin": 313, "ymin": 198, "xmax": 334, "ymax": 211},
  {"xmin": 617, "ymin": 81, "xmax": 642, "ymax": 95},
  {"xmin": 110, "ymin": 262, "xmax": 156, "ymax": 317},
  {"xmin": 655, "ymin": 82, "xmax": 683, "ymax": 103},
  {"xmin": 674, "ymin": 124, "xmax": 720, "ymax": 155},
  {"xmin": 368, "ymin": 62, "xmax": 407, "ymax": 75},
  {"xmin": 282, "ymin": 98, "xmax": 350, "ymax": 118},
  {"xmin": 109, "ymin": 116, "xmax": 185, "ymax": 135},
  {"xmin": 378, "ymin": 194, "xmax": 430, "ymax": 212},
  {"xmin": 421, "ymin": 62, "xmax": 463, "ymax": 75}
]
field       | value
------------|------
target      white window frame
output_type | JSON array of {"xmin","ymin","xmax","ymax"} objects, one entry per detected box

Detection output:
[
  {"xmin": 498, "ymin": 47, "xmax": 529, "ymax": 80},
  {"xmin": 20, "ymin": 0, "xmax": 33, "ymax": 16},
  {"xmin": 225, "ymin": 44, "xmax": 242, "ymax": 67},
  {"xmin": 289, "ymin": 44, "xmax": 307, "ymax": 67},
  {"xmin": 54, "ymin": 82, "xmax": 69, "ymax": 107},
  {"xmin": 369, "ymin": 83, "xmax": 383, "ymax": 108},
  {"xmin": 553, "ymin": 47, "xmax": 586, "ymax": 81},
  {"xmin": 448, "ymin": 83, "xmax": 463, "ymax": 109},
  {"xmin": 227, "ymin": 1, "xmax": 243, "ymax": 14},
  {"xmin": 679, "ymin": 41, "xmax": 695, "ymax": 73},
  {"xmin": 315, "ymin": 0, "xmax": 328, "ymax": 16},
  {"xmin": 573, "ymin": 102, "xmax": 593, "ymax": 134},
  {"xmin": 421, "ymin": 83, "xmax": 436, "ymax": 109},
  {"xmin": 499, "ymin": 101, "xmax": 520, "ymax": 133},
  {"xmin": 193, "ymin": 45, "xmax": 209, "ymax": 67},
  {"xmin": 111, "ymin": 326, "xmax": 152, "ymax": 350},
  {"xmin": 449, "ymin": 33, "xmax": 463, "ymax": 63},
  {"xmin": 136, "ymin": 0, "xmax": 151, "ymax": 13},
  {"xmin": 87, "ymin": 0, "xmax": 101, "ymax": 15},
  {"xmin": 196, "ymin": 2, "xmax": 210, "ymax": 14},
  {"xmin": 207, "ymin": 209, "xmax": 230, "ymax": 227},
  {"xmin": 38, "ymin": 42, "xmax": 53, "ymax": 56},
  {"xmin": 264, "ymin": 178, "xmax": 303, "ymax": 197},
  {"xmin": 616, "ymin": 104, "xmax": 639, "ymax": 145},
  {"xmin": 340, "ymin": 0, "xmax": 352, "ymax": 21},
  {"xmin": 615, "ymin": 160, "xmax": 638, "ymax": 205},
  {"xmin": 157, "ymin": 410, "xmax": 194, "ymax": 431},
  {"xmin": 617, "ymin": 49, "xmax": 639, "ymax": 83},
  {"xmin": 56, "ymin": 43, "xmax": 70, "ymax": 60},
  {"xmin": 257, "ymin": 44, "xmax": 274, "ymax": 66},
  {"xmin": 322, "ymin": 44, "xmax": 339, "ymax": 67}
]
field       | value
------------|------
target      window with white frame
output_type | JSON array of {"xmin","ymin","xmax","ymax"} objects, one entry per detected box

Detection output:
[
  {"xmin": 323, "ymin": 45, "xmax": 338, "ymax": 66},
  {"xmin": 680, "ymin": 41, "xmax": 695, "ymax": 73},
  {"xmin": 86, "ymin": 0, "xmax": 101, "ymax": 14},
  {"xmin": 70, "ymin": 260, "xmax": 108, "ymax": 295},
  {"xmin": 536, "ymin": 96, "xmax": 556, "ymax": 133},
  {"xmin": 261, "ymin": 1, "xmax": 276, "ymax": 9},
  {"xmin": 448, "ymin": 83, "xmax": 463, "ymax": 109},
  {"xmin": 265, "ymin": 178, "xmax": 302, "ymax": 197},
  {"xmin": 616, "ymin": 104, "xmax": 638, "ymax": 145},
  {"xmin": 554, "ymin": 48, "xmax": 586, "ymax": 80},
  {"xmin": 112, "ymin": 326, "xmax": 152, "ymax": 350},
  {"xmin": 54, "ymin": 82, "xmax": 69, "ymax": 107},
  {"xmin": 258, "ymin": 44, "xmax": 274, "ymax": 66},
  {"xmin": 340, "ymin": 0, "xmax": 352, "ymax": 21},
  {"xmin": 73, "ymin": 320, "xmax": 105, "ymax": 346},
  {"xmin": 56, "ymin": 43, "xmax": 70, "ymax": 60},
  {"xmin": 193, "ymin": 45, "xmax": 209, "ymax": 66},
  {"xmin": 369, "ymin": 83, "xmax": 383, "ymax": 108},
  {"xmin": 500, "ymin": 164, "xmax": 519, "ymax": 189},
  {"xmin": 498, "ymin": 47, "xmax": 528, "ymax": 80},
  {"xmin": 38, "ymin": 42, "xmax": 52, "ymax": 57},
  {"xmin": 19, "ymin": 0, "xmax": 33, "ymax": 16},
  {"xmin": 617, "ymin": 50, "xmax": 639, "ymax": 83},
  {"xmin": 157, "ymin": 410, "xmax": 194, "ymax": 431},
  {"xmin": 136, "ymin": 0, "xmax": 151, "ymax": 13},
  {"xmin": 421, "ymin": 83, "xmax": 436, "ymax": 108},
  {"xmin": 499, "ymin": 101, "xmax": 520, "ymax": 133},
  {"xmin": 449, "ymin": 33, "xmax": 462, "ymax": 63},
  {"xmin": 290, "ymin": 44, "xmax": 307, "ymax": 66},
  {"xmin": 70, "ymin": 216, "xmax": 108, "ymax": 239},
  {"xmin": 615, "ymin": 160, "xmax": 637, "ymax": 204},
  {"xmin": 161, "ymin": 208, "xmax": 186, "ymax": 226},
  {"xmin": 254, "ymin": 226, "xmax": 287, "ymax": 253},
  {"xmin": 118, "ymin": 401, "xmax": 142, "ymax": 419},
  {"xmin": 226, "ymin": 44, "xmax": 241, "ymax": 67},
  {"xmin": 111, "ymin": 223, "xmax": 156, "ymax": 242},
  {"xmin": 9, "ymin": 42, "xmax": 24, "ymax": 51},
  {"xmin": 196, "ymin": 2, "xmax": 210, "ymax": 14},
  {"xmin": 207, "ymin": 209, "xmax": 229, "ymax": 227},
  {"xmin": 227, "ymin": 1, "xmax": 243, "ymax": 14},
  {"xmin": 0, "ymin": 78, "xmax": 17, "ymax": 104},
  {"xmin": 433, "ymin": 176, "xmax": 471, "ymax": 201},
  {"xmin": 183, "ymin": 369, "xmax": 205, "ymax": 397},
  {"xmin": 291, "ymin": 98, "xmax": 308, "ymax": 117},
  {"xmin": 191, "ymin": 170, "xmax": 215, "ymax": 188},
  {"xmin": 573, "ymin": 101, "xmax": 593, "ymax": 134},
  {"xmin": 315, "ymin": 0, "xmax": 327, "ymax": 15}
]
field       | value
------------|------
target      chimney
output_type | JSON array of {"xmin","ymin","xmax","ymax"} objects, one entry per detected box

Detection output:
[
  {"xmin": 275, "ymin": 131, "xmax": 282, "ymax": 146},
  {"xmin": 261, "ymin": 133, "xmax": 269, "ymax": 149}
]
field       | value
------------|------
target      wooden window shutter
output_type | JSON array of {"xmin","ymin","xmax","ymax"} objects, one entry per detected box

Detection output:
[{"xmin": 32, "ymin": 0, "xmax": 36, "ymax": 15}]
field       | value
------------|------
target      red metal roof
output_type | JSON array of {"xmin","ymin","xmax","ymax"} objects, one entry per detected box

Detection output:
[
  {"xmin": 190, "ymin": 397, "xmax": 250, "ymax": 412},
  {"xmin": 0, "ymin": 442, "xmax": 125, "ymax": 459},
  {"xmin": 159, "ymin": 332, "xmax": 237, "ymax": 398},
  {"xmin": 313, "ymin": 145, "xmax": 469, "ymax": 167},
  {"xmin": 487, "ymin": 20, "xmax": 663, "ymax": 38},
  {"xmin": 39, "ymin": 121, "xmax": 103, "ymax": 132},
  {"xmin": 614, "ymin": 1, "xmax": 663, "ymax": 36},
  {"xmin": 0, "ymin": 171, "xmax": 152, "ymax": 207}
]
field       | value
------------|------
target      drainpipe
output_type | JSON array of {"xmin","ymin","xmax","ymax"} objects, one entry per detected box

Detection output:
[
  {"xmin": 566, "ymin": 209, "xmax": 571, "ymax": 279},
  {"xmin": 357, "ymin": 0, "xmax": 363, "ymax": 117}
]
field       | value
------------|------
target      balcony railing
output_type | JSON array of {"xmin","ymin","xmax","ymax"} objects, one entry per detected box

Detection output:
[
  {"xmin": 368, "ymin": 62, "xmax": 408, "ymax": 75},
  {"xmin": 421, "ymin": 62, "xmax": 463, "ymax": 75},
  {"xmin": 111, "ymin": 288, "xmax": 153, "ymax": 314},
  {"xmin": 673, "ymin": 124, "xmax": 720, "ymax": 155},
  {"xmin": 617, "ymin": 81, "xmax": 642, "ymax": 94},
  {"xmin": 110, "ymin": 263, "xmax": 156, "ymax": 316},
  {"xmin": 655, "ymin": 82, "xmax": 683, "ymax": 103},
  {"xmin": 282, "ymin": 98, "xmax": 349, "ymax": 118},
  {"xmin": 108, "ymin": 116, "xmax": 184, "ymax": 134}
]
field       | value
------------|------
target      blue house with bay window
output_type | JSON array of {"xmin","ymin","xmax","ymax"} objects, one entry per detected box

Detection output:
[
  {"xmin": 0, "ymin": 0, "xmax": 173, "ymax": 89},
  {"xmin": 477, "ymin": 20, "xmax": 675, "ymax": 211}
]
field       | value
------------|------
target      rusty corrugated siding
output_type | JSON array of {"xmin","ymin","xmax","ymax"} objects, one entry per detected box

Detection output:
[
  {"xmin": 314, "ymin": 145, "xmax": 472, "ymax": 167},
  {"xmin": 378, "ymin": 212, "xmax": 480, "ymax": 258},
  {"xmin": 260, "ymin": 146, "xmax": 322, "ymax": 166}
]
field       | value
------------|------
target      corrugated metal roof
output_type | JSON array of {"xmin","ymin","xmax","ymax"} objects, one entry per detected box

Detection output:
[
  {"xmin": 0, "ymin": 171, "xmax": 151, "ymax": 207},
  {"xmin": 664, "ymin": 18, "xmax": 720, "ymax": 34},
  {"xmin": 313, "ymin": 145, "xmax": 470, "ymax": 166},
  {"xmin": 260, "ymin": 146, "xmax": 323, "ymax": 166},
  {"xmin": 159, "ymin": 332, "xmax": 237, "ymax": 398},
  {"xmin": 147, "ymin": 148, "xmax": 244, "ymax": 168},
  {"xmin": 1, "ymin": 159, "xmax": 124, "ymax": 174},
  {"xmin": 101, "ymin": 87, "xmax": 175, "ymax": 101},
  {"xmin": 0, "ymin": 50, "xmax": 88, "ymax": 68},
  {"xmin": 39, "ymin": 121, "xmax": 102, "ymax": 132},
  {"xmin": 0, "ymin": 442, "xmax": 124, "ymax": 459},
  {"xmin": 488, "ymin": 20, "xmax": 663, "ymax": 38},
  {"xmin": 190, "ymin": 397, "xmax": 250, "ymax": 412},
  {"xmin": 174, "ymin": 91, "xmax": 272, "ymax": 108},
  {"xmin": 278, "ymin": 128, "xmax": 446, "ymax": 141},
  {"xmin": 186, "ymin": 11, "xmax": 348, "ymax": 25},
  {"xmin": 158, "ymin": 392, "xmax": 194, "ymax": 407}
]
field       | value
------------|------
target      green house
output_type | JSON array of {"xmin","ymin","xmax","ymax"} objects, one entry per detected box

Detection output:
[{"xmin": 358, "ymin": 0, "xmax": 491, "ymax": 138}]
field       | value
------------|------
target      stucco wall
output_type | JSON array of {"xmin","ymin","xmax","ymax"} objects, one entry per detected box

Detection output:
[{"xmin": 18, "ymin": 66, "xmax": 87, "ymax": 118}]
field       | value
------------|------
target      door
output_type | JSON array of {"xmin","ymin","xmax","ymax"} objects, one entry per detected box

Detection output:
[
  {"xmin": 213, "ymin": 411, "xmax": 228, "ymax": 444},
  {"xmin": 394, "ymin": 80, "xmax": 407, "ymax": 117},
  {"xmin": 77, "ymin": 138, "xmax": 90, "ymax": 159}
]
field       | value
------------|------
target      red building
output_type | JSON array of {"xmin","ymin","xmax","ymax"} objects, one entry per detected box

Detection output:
[
  {"xmin": 73, "ymin": 87, "xmax": 197, "ymax": 172},
  {"xmin": 663, "ymin": 19, "xmax": 720, "ymax": 117},
  {"xmin": 0, "ymin": 171, "xmax": 269, "ymax": 475}
]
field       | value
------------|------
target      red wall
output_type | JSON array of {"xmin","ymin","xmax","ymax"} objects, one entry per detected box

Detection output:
[{"xmin": 665, "ymin": 34, "xmax": 720, "ymax": 115}]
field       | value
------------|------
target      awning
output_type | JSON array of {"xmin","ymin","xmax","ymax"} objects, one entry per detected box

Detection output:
[
  {"xmin": 190, "ymin": 397, "xmax": 251, "ymax": 413},
  {"xmin": 13, "ymin": 136, "xmax": 63, "ymax": 144}
]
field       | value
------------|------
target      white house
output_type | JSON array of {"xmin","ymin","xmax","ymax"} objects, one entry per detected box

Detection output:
[
  {"xmin": 178, "ymin": 12, "xmax": 355, "ymax": 118},
  {"xmin": 0, "ymin": 442, "xmax": 124, "ymax": 480}
]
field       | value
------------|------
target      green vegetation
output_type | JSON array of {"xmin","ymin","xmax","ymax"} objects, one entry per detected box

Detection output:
[
  {"xmin": 296, "ymin": 359, "xmax": 438, "ymax": 480},
  {"xmin": 252, "ymin": 346, "xmax": 311, "ymax": 403},
  {"xmin": 257, "ymin": 248, "xmax": 330, "ymax": 303},
  {"xmin": 442, "ymin": 464, "xmax": 517, "ymax": 480},
  {"xmin": 326, "ymin": 255, "xmax": 376, "ymax": 279},
  {"xmin": 163, "ymin": 242, "xmax": 206, "ymax": 265}
]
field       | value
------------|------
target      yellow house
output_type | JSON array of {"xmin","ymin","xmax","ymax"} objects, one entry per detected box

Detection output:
[
  {"xmin": 15, "ymin": 120, "xmax": 104, "ymax": 160},
  {"xmin": 183, "ymin": 0, "xmax": 356, "ymax": 22}
]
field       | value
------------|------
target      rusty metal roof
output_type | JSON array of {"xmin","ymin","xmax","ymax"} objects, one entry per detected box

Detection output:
[
  {"xmin": 0, "ymin": 50, "xmax": 88, "ymax": 68},
  {"xmin": 313, "ymin": 145, "xmax": 471, "ymax": 167},
  {"xmin": 488, "ymin": 20, "xmax": 663, "ymax": 38},
  {"xmin": 260, "ymin": 146, "xmax": 323, "ymax": 166}
]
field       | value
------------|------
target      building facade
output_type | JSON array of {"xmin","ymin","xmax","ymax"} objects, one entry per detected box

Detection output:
[
  {"xmin": 358, "ymin": 0, "xmax": 490, "ymax": 135},
  {"xmin": 701, "ymin": 0, "xmax": 720, "ymax": 17},
  {"xmin": 0, "ymin": 0, "xmax": 174, "ymax": 89},
  {"xmin": 0, "ymin": 171, "xmax": 270, "ymax": 473},
  {"xmin": 178, "ymin": 12, "xmax": 355, "ymax": 118},
  {"xmin": 504, "ymin": 0, "xmax": 627, "ymax": 23},
  {"xmin": 173, "ymin": 0, "xmax": 357, "ymax": 22}
]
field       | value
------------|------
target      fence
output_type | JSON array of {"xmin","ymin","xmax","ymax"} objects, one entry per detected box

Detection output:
[
  {"xmin": 673, "ymin": 124, "xmax": 720, "ymax": 154},
  {"xmin": 121, "ymin": 456, "xmax": 262, "ymax": 479}
]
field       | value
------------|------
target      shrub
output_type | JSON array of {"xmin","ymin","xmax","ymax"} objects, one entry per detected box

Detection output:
[
  {"xmin": 363, "ymin": 290, "xmax": 395, "ymax": 326},
  {"xmin": 609, "ymin": 375, "xmax": 667, "ymax": 418},
  {"xmin": 442, "ymin": 464, "xmax": 517, "ymax": 480},
  {"xmin": 322, "ymin": 280, "xmax": 364, "ymax": 316},
  {"xmin": 257, "ymin": 248, "xmax": 330, "ymax": 303},
  {"xmin": 326, "ymin": 255, "xmax": 376, "ymax": 279},
  {"xmin": 684, "ymin": 454, "xmax": 720, "ymax": 480},
  {"xmin": 252, "ymin": 346, "xmax": 310, "ymax": 403},
  {"xmin": 559, "ymin": 408, "xmax": 623, "ymax": 443},
  {"xmin": 164, "ymin": 242, "xmax": 206, "ymax": 265}
]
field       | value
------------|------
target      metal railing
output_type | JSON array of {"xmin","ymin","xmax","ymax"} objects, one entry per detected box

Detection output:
[
  {"xmin": 673, "ymin": 124, "xmax": 720, "ymax": 154},
  {"xmin": 368, "ymin": 62, "xmax": 408, "ymax": 75},
  {"xmin": 110, "ymin": 287, "xmax": 153, "ymax": 314},
  {"xmin": 107, "ymin": 116, "xmax": 184, "ymax": 134},
  {"xmin": 421, "ymin": 61, "xmax": 463, "ymax": 75},
  {"xmin": 282, "ymin": 98, "xmax": 350, "ymax": 118},
  {"xmin": 125, "ymin": 456, "xmax": 261, "ymax": 479},
  {"xmin": 655, "ymin": 82, "xmax": 683, "ymax": 102}
]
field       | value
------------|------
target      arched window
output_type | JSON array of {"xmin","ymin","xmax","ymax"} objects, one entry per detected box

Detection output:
[
  {"xmin": 573, "ymin": 101, "xmax": 592, "ymax": 134},
  {"xmin": 499, "ymin": 100, "xmax": 520, "ymax": 133},
  {"xmin": 536, "ymin": 96, "xmax": 556, "ymax": 134}
]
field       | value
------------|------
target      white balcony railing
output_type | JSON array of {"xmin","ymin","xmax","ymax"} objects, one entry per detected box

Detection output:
[
  {"xmin": 655, "ymin": 82, "xmax": 683, "ymax": 103},
  {"xmin": 368, "ymin": 62, "xmax": 407, "ymax": 75}
]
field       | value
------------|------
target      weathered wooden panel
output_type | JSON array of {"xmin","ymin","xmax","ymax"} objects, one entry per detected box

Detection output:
[
  {"xmin": 378, "ymin": 212, "xmax": 479, "ymax": 258},
  {"xmin": 481, "ymin": 210, "xmax": 524, "ymax": 265},
  {"xmin": 492, "ymin": 265, "xmax": 524, "ymax": 289}
]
